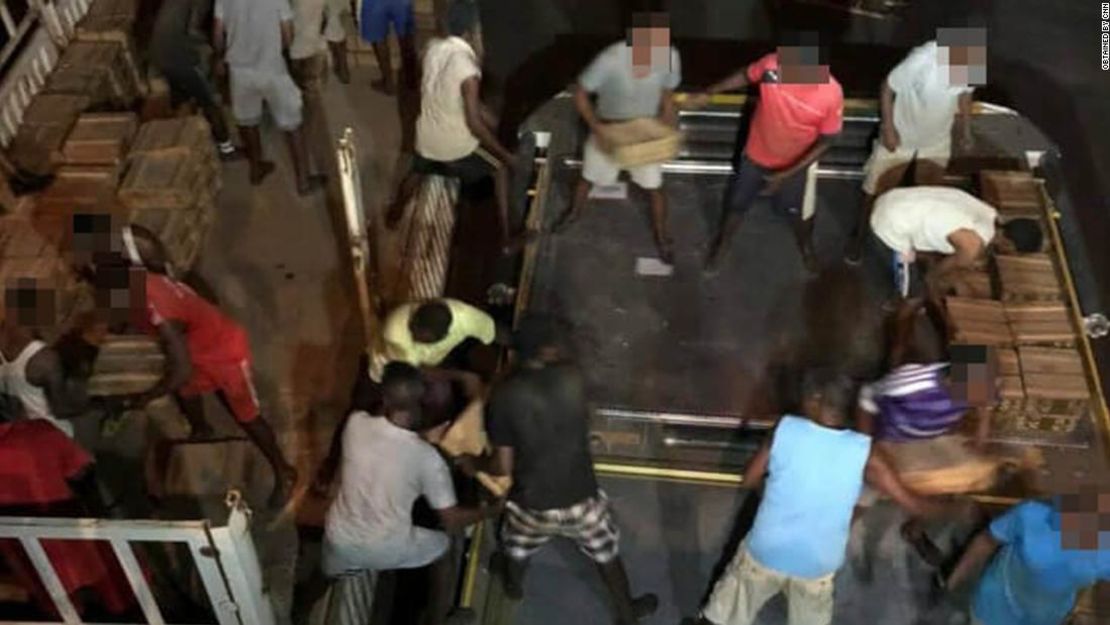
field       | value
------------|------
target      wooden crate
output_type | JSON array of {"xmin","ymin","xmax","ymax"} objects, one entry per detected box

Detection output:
[
  {"xmin": 131, "ymin": 205, "xmax": 210, "ymax": 271},
  {"xmin": 7, "ymin": 94, "xmax": 90, "ymax": 175},
  {"xmin": 995, "ymin": 254, "xmax": 1062, "ymax": 302},
  {"xmin": 995, "ymin": 347, "xmax": 1025, "ymax": 415},
  {"xmin": 118, "ymin": 151, "xmax": 212, "ymax": 210},
  {"xmin": 86, "ymin": 334, "xmax": 164, "ymax": 396},
  {"xmin": 57, "ymin": 112, "xmax": 138, "ymax": 166},
  {"xmin": 47, "ymin": 40, "xmax": 140, "ymax": 108},
  {"xmin": 1005, "ymin": 302, "xmax": 1075, "ymax": 346},
  {"xmin": 604, "ymin": 118, "xmax": 682, "ymax": 167},
  {"xmin": 979, "ymin": 170, "xmax": 1042, "ymax": 219},
  {"xmin": 35, "ymin": 165, "xmax": 122, "ymax": 218},
  {"xmin": 129, "ymin": 116, "xmax": 215, "ymax": 161},
  {"xmin": 945, "ymin": 297, "xmax": 1012, "ymax": 346},
  {"xmin": 1018, "ymin": 346, "xmax": 1090, "ymax": 417},
  {"xmin": 946, "ymin": 267, "xmax": 994, "ymax": 299}
]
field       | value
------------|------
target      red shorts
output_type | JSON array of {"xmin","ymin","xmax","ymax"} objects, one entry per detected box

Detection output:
[{"xmin": 179, "ymin": 358, "xmax": 261, "ymax": 423}]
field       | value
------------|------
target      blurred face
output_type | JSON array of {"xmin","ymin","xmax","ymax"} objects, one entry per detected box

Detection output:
[
  {"xmin": 1059, "ymin": 489, "xmax": 1110, "ymax": 551},
  {"xmin": 949, "ymin": 345, "xmax": 997, "ymax": 407},
  {"xmin": 937, "ymin": 27, "xmax": 987, "ymax": 86},
  {"xmin": 3, "ymin": 280, "xmax": 57, "ymax": 332},
  {"xmin": 628, "ymin": 13, "xmax": 671, "ymax": 77},
  {"xmin": 777, "ymin": 45, "xmax": 830, "ymax": 84},
  {"xmin": 70, "ymin": 213, "xmax": 122, "ymax": 271},
  {"xmin": 93, "ymin": 263, "xmax": 147, "ymax": 330}
]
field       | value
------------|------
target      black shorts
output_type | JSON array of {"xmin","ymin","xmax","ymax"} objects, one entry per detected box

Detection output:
[
  {"xmin": 412, "ymin": 148, "xmax": 500, "ymax": 186},
  {"xmin": 723, "ymin": 154, "xmax": 808, "ymax": 218},
  {"xmin": 159, "ymin": 64, "xmax": 217, "ymax": 109}
]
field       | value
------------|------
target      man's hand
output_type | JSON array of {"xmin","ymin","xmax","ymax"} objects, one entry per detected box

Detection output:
[
  {"xmin": 880, "ymin": 122, "xmax": 901, "ymax": 152},
  {"xmin": 762, "ymin": 170, "xmax": 791, "ymax": 195},
  {"xmin": 592, "ymin": 123, "xmax": 614, "ymax": 152},
  {"xmin": 684, "ymin": 92, "xmax": 712, "ymax": 110}
]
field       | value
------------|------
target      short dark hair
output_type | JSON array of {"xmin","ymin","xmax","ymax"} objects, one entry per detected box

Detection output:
[
  {"xmin": 801, "ymin": 368, "xmax": 854, "ymax": 416},
  {"xmin": 446, "ymin": 0, "xmax": 479, "ymax": 37},
  {"xmin": 381, "ymin": 362, "xmax": 425, "ymax": 415},
  {"xmin": 409, "ymin": 301, "xmax": 453, "ymax": 343},
  {"xmin": 512, "ymin": 314, "xmax": 567, "ymax": 362},
  {"xmin": 1000, "ymin": 218, "xmax": 1043, "ymax": 253}
]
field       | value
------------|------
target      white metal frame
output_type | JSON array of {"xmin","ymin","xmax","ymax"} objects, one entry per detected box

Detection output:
[{"xmin": 0, "ymin": 493, "xmax": 276, "ymax": 625}]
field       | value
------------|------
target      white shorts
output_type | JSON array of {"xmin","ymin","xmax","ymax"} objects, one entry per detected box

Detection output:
[
  {"xmin": 229, "ymin": 66, "xmax": 304, "ymax": 130},
  {"xmin": 582, "ymin": 134, "xmax": 664, "ymax": 190},
  {"xmin": 702, "ymin": 546, "xmax": 834, "ymax": 625},
  {"xmin": 861, "ymin": 137, "xmax": 951, "ymax": 195},
  {"xmin": 321, "ymin": 527, "xmax": 449, "ymax": 577}
]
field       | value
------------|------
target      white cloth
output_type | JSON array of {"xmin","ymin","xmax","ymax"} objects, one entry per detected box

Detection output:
[
  {"xmin": 581, "ymin": 134, "xmax": 663, "ymax": 190},
  {"xmin": 229, "ymin": 67, "xmax": 304, "ymax": 129},
  {"xmin": 870, "ymin": 186, "xmax": 997, "ymax": 255},
  {"xmin": 861, "ymin": 135, "xmax": 952, "ymax": 195},
  {"xmin": 215, "ymin": 0, "xmax": 293, "ymax": 74},
  {"xmin": 323, "ymin": 413, "xmax": 457, "ymax": 574},
  {"xmin": 886, "ymin": 41, "xmax": 973, "ymax": 149},
  {"xmin": 290, "ymin": 0, "xmax": 347, "ymax": 60},
  {"xmin": 416, "ymin": 37, "xmax": 482, "ymax": 162},
  {"xmin": 0, "ymin": 341, "xmax": 73, "ymax": 438}
]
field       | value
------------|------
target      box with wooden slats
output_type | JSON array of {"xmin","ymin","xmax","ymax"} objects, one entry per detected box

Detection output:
[
  {"xmin": 995, "ymin": 253, "xmax": 1063, "ymax": 302},
  {"xmin": 86, "ymin": 334, "xmax": 164, "ymax": 396},
  {"xmin": 1004, "ymin": 302, "xmax": 1076, "ymax": 346},
  {"xmin": 34, "ymin": 165, "xmax": 125, "ymax": 238},
  {"xmin": 74, "ymin": 0, "xmax": 142, "ymax": 97},
  {"xmin": 0, "ymin": 216, "xmax": 80, "ymax": 334},
  {"xmin": 55, "ymin": 113, "xmax": 138, "ymax": 167},
  {"xmin": 45, "ymin": 40, "xmax": 141, "ymax": 109},
  {"xmin": 119, "ymin": 151, "xmax": 211, "ymax": 210},
  {"xmin": 128, "ymin": 117, "xmax": 217, "ymax": 163},
  {"xmin": 979, "ymin": 170, "xmax": 1043, "ymax": 219},
  {"xmin": 1017, "ymin": 346, "xmax": 1090, "ymax": 433},
  {"xmin": 8, "ymin": 94, "xmax": 91, "ymax": 175},
  {"xmin": 944, "ymin": 297, "xmax": 1012, "ymax": 346},
  {"xmin": 994, "ymin": 347, "xmax": 1025, "ymax": 417},
  {"xmin": 947, "ymin": 267, "xmax": 995, "ymax": 300}
]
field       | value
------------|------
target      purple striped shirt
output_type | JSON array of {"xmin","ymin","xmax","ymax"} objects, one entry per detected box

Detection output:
[{"xmin": 858, "ymin": 363, "xmax": 970, "ymax": 441}]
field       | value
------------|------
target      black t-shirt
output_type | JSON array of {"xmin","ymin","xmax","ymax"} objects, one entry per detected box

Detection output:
[{"xmin": 485, "ymin": 364, "xmax": 598, "ymax": 510}]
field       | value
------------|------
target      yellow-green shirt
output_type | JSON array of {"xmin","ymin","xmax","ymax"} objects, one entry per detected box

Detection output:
[{"xmin": 370, "ymin": 299, "xmax": 496, "ymax": 381}]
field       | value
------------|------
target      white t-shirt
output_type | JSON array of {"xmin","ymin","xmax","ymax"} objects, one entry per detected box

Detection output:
[
  {"xmin": 215, "ymin": 0, "xmax": 293, "ymax": 74},
  {"xmin": 416, "ymin": 37, "xmax": 482, "ymax": 162},
  {"xmin": 886, "ymin": 41, "xmax": 974, "ymax": 149},
  {"xmin": 871, "ymin": 186, "xmax": 997, "ymax": 254},
  {"xmin": 324, "ymin": 413, "xmax": 457, "ymax": 561}
]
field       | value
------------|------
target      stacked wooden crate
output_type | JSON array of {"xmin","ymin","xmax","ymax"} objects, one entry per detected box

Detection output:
[
  {"xmin": 7, "ymin": 94, "xmax": 90, "ymax": 175},
  {"xmin": 45, "ymin": 39, "xmax": 142, "ymax": 110},
  {"xmin": 996, "ymin": 254, "xmax": 1064, "ymax": 302},
  {"xmin": 118, "ymin": 117, "xmax": 219, "ymax": 271},
  {"xmin": 1005, "ymin": 302, "xmax": 1075, "ymax": 347},
  {"xmin": 86, "ymin": 334, "xmax": 164, "ymax": 396},
  {"xmin": 0, "ymin": 214, "xmax": 82, "ymax": 338},
  {"xmin": 54, "ymin": 113, "xmax": 139, "ymax": 168},
  {"xmin": 1018, "ymin": 346, "xmax": 1090, "ymax": 432},
  {"xmin": 979, "ymin": 170, "xmax": 1049, "ymax": 251},
  {"xmin": 945, "ymin": 297, "xmax": 1012, "ymax": 347},
  {"xmin": 995, "ymin": 347, "xmax": 1024, "ymax": 416},
  {"xmin": 74, "ymin": 0, "xmax": 143, "ymax": 99}
]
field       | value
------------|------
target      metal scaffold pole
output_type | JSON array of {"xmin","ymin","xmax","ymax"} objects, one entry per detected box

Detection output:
[{"xmin": 336, "ymin": 128, "xmax": 381, "ymax": 360}]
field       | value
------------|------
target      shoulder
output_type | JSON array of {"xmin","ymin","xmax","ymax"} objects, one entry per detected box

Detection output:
[{"xmin": 592, "ymin": 41, "xmax": 626, "ymax": 65}]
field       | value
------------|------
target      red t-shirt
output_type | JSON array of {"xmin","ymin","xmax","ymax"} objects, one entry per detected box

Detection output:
[
  {"xmin": 142, "ymin": 273, "xmax": 249, "ymax": 366},
  {"xmin": 744, "ymin": 53, "xmax": 844, "ymax": 169},
  {"xmin": 0, "ymin": 420, "xmax": 90, "ymax": 505}
]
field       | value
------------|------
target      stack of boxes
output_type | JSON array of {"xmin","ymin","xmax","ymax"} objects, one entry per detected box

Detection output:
[{"xmin": 119, "ymin": 117, "xmax": 220, "ymax": 271}]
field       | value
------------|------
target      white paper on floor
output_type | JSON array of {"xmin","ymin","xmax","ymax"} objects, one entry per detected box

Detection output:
[
  {"xmin": 589, "ymin": 182, "xmax": 628, "ymax": 200},
  {"xmin": 635, "ymin": 257, "xmax": 674, "ymax": 277}
]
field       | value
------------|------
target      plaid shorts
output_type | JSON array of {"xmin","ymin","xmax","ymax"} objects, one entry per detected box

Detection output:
[{"xmin": 501, "ymin": 492, "xmax": 621, "ymax": 564}]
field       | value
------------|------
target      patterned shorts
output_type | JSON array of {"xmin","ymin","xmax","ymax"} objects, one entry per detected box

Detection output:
[{"xmin": 500, "ymin": 492, "xmax": 621, "ymax": 564}]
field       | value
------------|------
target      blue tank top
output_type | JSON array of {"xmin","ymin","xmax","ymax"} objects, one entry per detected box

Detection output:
[{"xmin": 747, "ymin": 415, "xmax": 872, "ymax": 578}]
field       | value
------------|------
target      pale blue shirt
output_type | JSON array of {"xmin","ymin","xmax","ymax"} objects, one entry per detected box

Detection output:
[{"xmin": 747, "ymin": 415, "xmax": 872, "ymax": 579}]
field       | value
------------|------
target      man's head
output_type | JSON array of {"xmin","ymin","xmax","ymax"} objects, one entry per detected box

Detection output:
[
  {"xmin": 626, "ymin": 11, "xmax": 671, "ymax": 76},
  {"xmin": 381, "ymin": 362, "xmax": 426, "ymax": 429},
  {"xmin": 800, "ymin": 368, "xmax": 854, "ymax": 427},
  {"xmin": 512, "ymin": 314, "xmax": 569, "ymax": 366},
  {"xmin": 1058, "ymin": 484, "xmax": 1110, "ymax": 550},
  {"xmin": 936, "ymin": 27, "xmax": 987, "ymax": 87},
  {"xmin": 72, "ymin": 214, "xmax": 172, "ymax": 276},
  {"xmin": 445, "ymin": 0, "xmax": 479, "ymax": 38},
  {"xmin": 776, "ymin": 32, "xmax": 830, "ymax": 84},
  {"xmin": 2, "ymin": 278, "xmax": 57, "ymax": 334},
  {"xmin": 948, "ymin": 344, "xmax": 997, "ymax": 407},
  {"xmin": 408, "ymin": 301, "xmax": 453, "ymax": 344},
  {"xmin": 994, "ymin": 218, "xmax": 1044, "ymax": 254}
]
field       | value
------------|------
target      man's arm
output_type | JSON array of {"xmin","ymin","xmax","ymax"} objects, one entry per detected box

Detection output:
[
  {"xmin": 879, "ymin": 80, "xmax": 900, "ymax": 151},
  {"xmin": 742, "ymin": 438, "xmax": 771, "ymax": 489},
  {"xmin": 888, "ymin": 298, "xmax": 927, "ymax": 367},
  {"xmin": 927, "ymin": 230, "xmax": 985, "ymax": 301},
  {"xmin": 574, "ymin": 83, "xmax": 606, "ymax": 139},
  {"xmin": 704, "ymin": 65, "xmax": 752, "ymax": 96},
  {"xmin": 462, "ymin": 77, "xmax": 513, "ymax": 164},
  {"xmin": 658, "ymin": 88, "xmax": 678, "ymax": 127},
  {"xmin": 945, "ymin": 529, "xmax": 1000, "ymax": 591},
  {"xmin": 488, "ymin": 445, "xmax": 513, "ymax": 477},
  {"xmin": 128, "ymin": 321, "xmax": 193, "ymax": 407},
  {"xmin": 281, "ymin": 19, "xmax": 294, "ymax": 49},
  {"xmin": 436, "ymin": 502, "xmax": 496, "ymax": 530},
  {"xmin": 865, "ymin": 448, "xmax": 949, "ymax": 519},
  {"xmin": 26, "ymin": 348, "xmax": 90, "ymax": 419},
  {"xmin": 765, "ymin": 134, "xmax": 836, "ymax": 191},
  {"xmin": 313, "ymin": 411, "xmax": 353, "ymax": 492}
]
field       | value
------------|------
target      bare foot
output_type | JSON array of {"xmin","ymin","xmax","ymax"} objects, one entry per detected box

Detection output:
[
  {"xmin": 297, "ymin": 173, "xmax": 328, "ymax": 196},
  {"xmin": 656, "ymin": 237, "xmax": 675, "ymax": 266},
  {"xmin": 249, "ymin": 161, "xmax": 276, "ymax": 186}
]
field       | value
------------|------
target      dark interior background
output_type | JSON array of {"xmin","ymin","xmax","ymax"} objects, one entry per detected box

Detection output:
[{"xmin": 477, "ymin": 0, "xmax": 1110, "ymax": 381}]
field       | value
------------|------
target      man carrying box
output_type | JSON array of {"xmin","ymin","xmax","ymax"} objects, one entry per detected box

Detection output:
[{"xmin": 554, "ymin": 10, "xmax": 681, "ymax": 265}]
